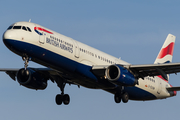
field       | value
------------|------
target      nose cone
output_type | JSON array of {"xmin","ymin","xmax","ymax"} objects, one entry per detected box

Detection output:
[
  {"xmin": 3, "ymin": 29, "xmax": 17, "ymax": 43},
  {"xmin": 3, "ymin": 30, "xmax": 17, "ymax": 50},
  {"xmin": 3, "ymin": 31, "xmax": 11, "ymax": 43},
  {"xmin": 3, "ymin": 30, "xmax": 15, "ymax": 40}
]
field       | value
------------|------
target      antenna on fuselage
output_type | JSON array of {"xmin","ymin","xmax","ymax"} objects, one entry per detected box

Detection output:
[{"xmin": 29, "ymin": 19, "xmax": 31, "ymax": 22}]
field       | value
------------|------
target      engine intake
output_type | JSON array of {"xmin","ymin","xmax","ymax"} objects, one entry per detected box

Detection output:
[
  {"xmin": 17, "ymin": 68, "xmax": 47, "ymax": 90},
  {"xmin": 105, "ymin": 65, "xmax": 137, "ymax": 86}
]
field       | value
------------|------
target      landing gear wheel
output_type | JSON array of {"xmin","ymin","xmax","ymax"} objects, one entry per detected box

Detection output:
[
  {"xmin": 56, "ymin": 94, "xmax": 63, "ymax": 105},
  {"xmin": 122, "ymin": 92, "xmax": 129, "ymax": 103},
  {"xmin": 63, "ymin": 94, "xmax": 70, "ymax": 105},
  {"xmin": 55, "ymin": 94, "xmax": 70, "ymax": 105},
  {"xmin": 54, "ymin": 77, "xmax": 71, "ymax": 105},
  {"xmin": 114, "ymin": 93, "xmax": 121, "ymax": 103}
]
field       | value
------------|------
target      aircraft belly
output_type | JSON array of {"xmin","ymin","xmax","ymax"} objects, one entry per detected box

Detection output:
[
  {"xmin": 124, "ymin": 86, "xmax": 157, "ymax": 100},
  {"xmin": 4, "ymin": 39, "xmax": 116, "ymax": 89},
  {"xmin": 2, "ymin": 39, "xmax": 160, "ymax": 101}
]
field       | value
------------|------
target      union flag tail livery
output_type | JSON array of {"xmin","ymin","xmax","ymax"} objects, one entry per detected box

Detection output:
[
  {"xmin": 154, "ymin": 34, "xmax": 175, "ymax": 64},
  {"xmin": 154, "ymin": 34, "xmax": 176, "ymax": 81},
  {"xmin": 2, "ymin": 21, "xmax": 180, "ymax": 105}
]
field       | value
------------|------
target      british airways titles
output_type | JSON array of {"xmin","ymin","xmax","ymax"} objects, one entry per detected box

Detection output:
[{"xmin": 46, "ymin": 37, "xmax": 73, "ymax": 53}]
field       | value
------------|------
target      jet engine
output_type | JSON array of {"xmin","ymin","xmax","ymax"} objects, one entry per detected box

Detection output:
[
  {"xmin": 16, "ymin": 68, "xmax": 47, "ymax": 90},
  {"xmin": 105, "ymin": 65, "xmax": 137, "ymax": 86}
]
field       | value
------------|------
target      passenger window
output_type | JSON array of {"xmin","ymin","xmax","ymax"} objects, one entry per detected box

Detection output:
[
  {"xmin": 7, "ymin": 26, "xmax": 13, "ymax": 30},
  {"xmin": 13, "ymin": 26, "xmax": 21, "ymax": 29},
  {"xmin": 22, "ymin": 26, "xmax": 27, "ymax": 31}
]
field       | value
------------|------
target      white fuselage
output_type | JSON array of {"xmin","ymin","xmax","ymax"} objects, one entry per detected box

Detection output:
[{"xmin": 3, "ymin": 21, "xmax": 175, "ymax": 101}]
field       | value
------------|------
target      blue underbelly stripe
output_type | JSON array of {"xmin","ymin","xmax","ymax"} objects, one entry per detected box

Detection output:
[
  {"xmin": 4, "ymin": 39, "xmax": 157, "ymax": 100},
  {"xmin": 124, "ymin": 86, "xmax": 157, "ymax": 100},
  {"xmin": 4, "ymin": 39, "xmax": 98, "ymax": 80}
]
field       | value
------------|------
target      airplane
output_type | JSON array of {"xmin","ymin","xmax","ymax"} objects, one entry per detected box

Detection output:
[{"xmin": 2, "ymin": 21, "xmax": 180, "ymax": 105}]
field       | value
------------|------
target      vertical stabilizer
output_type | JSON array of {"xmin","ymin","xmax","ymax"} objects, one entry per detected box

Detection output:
[
  {"xmin": 154, "ymin": 34, "xmax": 176, "ymax": 64},
  {"xmin": 154, "ymin": 34, "xmax": 176, "ymax": 81}
]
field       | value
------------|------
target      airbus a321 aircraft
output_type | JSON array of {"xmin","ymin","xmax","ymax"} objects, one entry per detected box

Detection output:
[{"xmin": 2, "ymin": 21, "xmax": 180, "ymax": 105}]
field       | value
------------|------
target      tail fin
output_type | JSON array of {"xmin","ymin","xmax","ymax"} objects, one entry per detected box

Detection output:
[
  {"xmin": 154, "ymin": 34, "xmax": 176, "ymax": 64},
  {"xmin": 154, "ymin": 34, "xmax": 176, "ymax": 81}
]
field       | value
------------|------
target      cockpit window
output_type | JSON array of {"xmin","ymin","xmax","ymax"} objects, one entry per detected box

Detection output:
[
  {"xmin": 7, "ymin": 26, "xmax": 13, "ymax": 30},
  {"xmin": 7, "ymin": 25, "xmax": 32, "ymax": 32},
  {"xmin": 27, "ymin": 27, "xmax": 32, "ymax": 32},
  {"xmin": 22, "ymin": 26, "xmax": 27, "ymax": 31},
  {"xmin": 13, "ymin": 26, "xmax": 22, "ymax": 29}
]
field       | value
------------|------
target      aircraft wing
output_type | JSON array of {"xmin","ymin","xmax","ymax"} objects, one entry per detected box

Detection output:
[
  {"xmin": 0, "ymin": 68, "xmax": 74, "ymax": 84},
  {"xmin": 0, "ymin": 68, "xmax": 53, "ymax": 80},
  {"xmin": 92, "ymin": 63, "xmax": 180, "ymax": 80},
  {"xmin": 0, "ymin": 68, "xmax": 20, "ymax": 81},
  {"xmin": 2, "ymin": 62, "xmax": 180, "ymax": 85},
  {"xmin": 125, "ymin": 63, "xmax": 180, "ymax": 80}
]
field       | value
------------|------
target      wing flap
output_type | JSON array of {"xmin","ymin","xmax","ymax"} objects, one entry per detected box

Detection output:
[
  {"xmin": 91, "ymin": 65, "xmax": 108, "ymax": 77},
  {"xmin": 0, "ymin": 67, "xmax": 76, "ymax": 85}
]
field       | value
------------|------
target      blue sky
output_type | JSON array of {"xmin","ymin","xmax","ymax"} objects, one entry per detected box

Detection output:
[{"xmin": 0, "ymin": 0, "xmax": 180, "ymax": 120}]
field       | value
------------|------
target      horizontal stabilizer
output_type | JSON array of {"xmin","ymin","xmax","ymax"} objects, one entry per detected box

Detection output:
[{"xmin": 167, "ymin": 87, "xmax": 180, "ymax": 91}]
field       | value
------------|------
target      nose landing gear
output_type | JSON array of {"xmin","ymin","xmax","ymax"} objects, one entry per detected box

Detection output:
[{"xmin": 22, "ymin": 55, "xmax": 30, "ymax": 70}]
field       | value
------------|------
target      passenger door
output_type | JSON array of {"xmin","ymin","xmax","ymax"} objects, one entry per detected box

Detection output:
[
  {"xmin": 157, "ymin": 79, "xmax": 162, "ymax": 94},
  {"xmin": 73, "ymin": 41, "xmax": 80, "ymax": 58},
  {"xmin": 39, "ymin": 32, "xmax": 45, "ymax": 44}
]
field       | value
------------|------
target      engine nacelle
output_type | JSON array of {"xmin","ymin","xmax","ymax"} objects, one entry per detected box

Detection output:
[
  {"xmin": 105, "ymin": 65, "xmax": 137, "ymax": 86},
  {"xmin": 17, "ymin": 68, "xmax": 47, "ymax": 90}
]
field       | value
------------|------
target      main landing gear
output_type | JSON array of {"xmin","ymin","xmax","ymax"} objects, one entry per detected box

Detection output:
[
  {"xmin": 114, "ymin": 92, "xmax": 129, "ymax": 103},
  {"xmin": 56, "ymin": 94, "xmax": 70, "ymax": 105},
  {"xmin": 55, "ymin": 77, "xmax": 70, "ymax": 105}
]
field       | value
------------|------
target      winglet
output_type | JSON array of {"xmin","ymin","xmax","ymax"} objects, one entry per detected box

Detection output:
[{"xmin": 154, "ymin": 34, "xmax": 176, "ymax": 64}]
